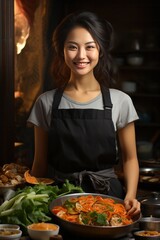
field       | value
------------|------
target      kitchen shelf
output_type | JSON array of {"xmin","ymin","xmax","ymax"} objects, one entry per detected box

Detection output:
[
  {"xmin": 113, "ymin": 48, "xmax": 160, "ymax": 72},
  {"xmin": 113, "ymin": 38, "xmax": 160, "ymax": 155},
  {"xmin": 119, "ymin": 66, "xmax": 160, "ymax": 71},
  {"xmin": 112, "ymin": 48, "xmax": 160, "ymax": 55}
]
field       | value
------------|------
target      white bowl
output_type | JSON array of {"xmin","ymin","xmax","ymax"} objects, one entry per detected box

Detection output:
[
  {"xmin": 0, "ymin": 224, "xmax": 20, "ymax": 230},
  {"xmin": 27, "ymin": 222, "xmax": 60, "ymax": 240},
  {"xmin": 0, "ymin": 228, "xmax": 22, "ymax": 240},
  {"xmin": 127, "ymin": 54, "xmax": 144, "ymax": 66},
  {"xmin": 121, "ymin": 81, "xmax": 137, "ymax": 93}
]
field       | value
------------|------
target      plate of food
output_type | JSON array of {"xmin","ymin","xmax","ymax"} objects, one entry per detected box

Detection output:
[
  {"xmin": 139, "ymin": 167, "xmax": 160, "ymax": 189},
  {"xmin": 0, "ymin": 163, "xmax": 29, "ymax": 187},
  {"xmin": 24, "ymin": 170, "xmax": 54, "ymax": 185},
  {"xmin": 0, "ymin": 163, "xmax": 29, "ymax": 198},
  {"xmin": 49, "ymin": 193, "xmax": 141, "ymax": 239}
]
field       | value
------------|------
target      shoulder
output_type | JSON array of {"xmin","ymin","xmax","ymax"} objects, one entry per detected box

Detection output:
[
  {"xmin": 31, "ymin": 89, "xmax": 58, "ymax": 118},
  {"xmin": 109, "ymin": 88, "xmax": 132, "ymax": 105},
  {"xmin": 33, "ymin": 89, "xmax": 57, "ymax": 110},
  {"xmin": 36, "ymin": 89, "xmax": 56, "ymax": 103},
  {"xmin": 109, "ymin": 88, "xmax": 138, "ymax": 129},
  {"xmin": 28, "ymin": 89, "xmax": 57, "ymax": 130},
  {"xmin": 109, "ymin": 88, "xmax": 130, "ymax": 99}
]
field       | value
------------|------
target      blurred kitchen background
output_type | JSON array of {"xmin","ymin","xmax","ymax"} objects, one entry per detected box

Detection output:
[{"xmin": 0, "ymin": 0, "xmax": 160, "ymax": 191}]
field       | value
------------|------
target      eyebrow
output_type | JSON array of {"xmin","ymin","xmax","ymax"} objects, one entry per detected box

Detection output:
[{"xmin": 66, "ymin": 41, "xmax": 96, "ymax": 45}]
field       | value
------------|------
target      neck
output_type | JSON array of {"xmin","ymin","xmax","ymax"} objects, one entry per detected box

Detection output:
[{"xmin": 68, "ymin": 74, "xmax": 100, "ymax": 92}]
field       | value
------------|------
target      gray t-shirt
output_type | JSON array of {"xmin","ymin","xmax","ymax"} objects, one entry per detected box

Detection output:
[{"xmin": 27, "ymin": 88, "xmax": 139, "ymax": 131}]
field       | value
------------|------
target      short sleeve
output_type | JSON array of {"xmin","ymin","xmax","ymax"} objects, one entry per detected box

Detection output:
[
  {"xmin": 110, "ymin": 89, "xmax": 139, "ymax": 130},
  {"xmin": 116, "ymin": 93, "xmax": 139, "ymax": 129},
  {"xmin": 27, "ymin": 90, "xmax": 55, "ymax": 131}
]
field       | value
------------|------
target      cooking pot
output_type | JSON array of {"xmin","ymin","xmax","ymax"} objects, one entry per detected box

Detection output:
[
  {"xmin": 50, "ymin": 193, "xmax": 141, "ymax": 239},
  {"xmin": 140, "ymin": 192, "xmax": 160, "ymax": 217},
  {"xmin": 139, "ymin": 217, "xmax": 160, "ymax": 231}
]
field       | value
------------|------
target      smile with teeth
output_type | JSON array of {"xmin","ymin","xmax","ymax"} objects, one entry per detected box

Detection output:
[{"xmin": 74, "ymin": 62, "xmax": 89, "ymax": 67}]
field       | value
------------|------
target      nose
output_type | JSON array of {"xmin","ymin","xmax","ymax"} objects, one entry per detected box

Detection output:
[{"xmin": 77, "ymin": 47, "xmax": 86, "ymax": 59}]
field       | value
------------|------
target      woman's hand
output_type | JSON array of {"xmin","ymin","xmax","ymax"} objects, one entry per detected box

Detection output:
[{"xmin": 124, "ymin": 198, "xmax": 141, "ymax": 216}]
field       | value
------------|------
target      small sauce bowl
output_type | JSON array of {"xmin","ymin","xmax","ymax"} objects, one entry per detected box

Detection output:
[
  {"xmin": 27, "ymin": 222, "xmax": 60, "ymax": 240},
  {"xmin": 0, "ymin": 228, "xmax": 22, "ymax": 239},
  {"xmin": 134, "ymin": 230, "xmax": 160, "ymax": 240},
  {"xmin": 0, "ymin": 224, "xmax": 20, "ymax": 230}
]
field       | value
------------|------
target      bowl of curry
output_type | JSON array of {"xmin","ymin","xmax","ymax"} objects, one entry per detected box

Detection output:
[
  {"xmin": 50, "ymin": 193, "xmax": 141, "ymax": 238},
  {"xmin": 134, "ymin": 230, "xmax": 160, "ymax": 240},
  {"xmin": 27, "ymin": 222, "xmax": 59, "ymax": 240}
]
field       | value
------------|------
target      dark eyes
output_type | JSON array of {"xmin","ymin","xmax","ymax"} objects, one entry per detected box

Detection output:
[
  {"xmin": 67, "ymin": 45, "xmax": 77, "ymax": 50},
  {"xmin": 67, "ymin": 45, "xmax": 95, "ymax": 50},
  {"xmin": 87, "ymin": 46, "xmax": 95, "ymax": 49}
]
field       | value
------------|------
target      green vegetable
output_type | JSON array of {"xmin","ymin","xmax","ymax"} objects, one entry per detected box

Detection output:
[
  {"xmin": 58, "ymin": 180, "xmax": 83, "ymax": 196},
  {"xmin": 89, "ymin": 211, "xmax": 107, "ymax": 226},
  {"xmin": 79, "ymin": 211, "xmax": 108, "ymax": 226},
  {"xmin": 0, "ymin": 179, "xmax": 83, "ymax": 234},
  {"xmin": 64, "ymin": 199, "xmax": 75, "ymax": 209}
]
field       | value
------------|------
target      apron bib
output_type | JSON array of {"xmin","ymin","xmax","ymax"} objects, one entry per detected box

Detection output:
[
  {"xmin": 48, "ymin": 86, "xmax": 117, "ymax": 172},
  {"xmin": 47, "ymin": 85, "xmax": 124, "ymax": 197}
]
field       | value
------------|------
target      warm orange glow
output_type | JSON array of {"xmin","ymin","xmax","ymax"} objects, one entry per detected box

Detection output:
[
  {"xmin": 14, "ymin": 90, "xmax": 24, "ymax": 98},
  {"xmin": 14, "ymin": 0, "xmax": 30, "ymax": 54}
]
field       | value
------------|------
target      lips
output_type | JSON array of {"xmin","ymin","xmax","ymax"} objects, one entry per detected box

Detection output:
[{"xmin": 74, "ymin": 62, "xmax": 89, "ymax": 68}]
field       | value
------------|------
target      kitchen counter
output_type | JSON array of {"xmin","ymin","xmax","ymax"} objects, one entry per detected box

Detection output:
[
  {"xmin": 21, "ymin": 227, "xmax": 139, "ymax": 240},
  {"xmin": 21, "ymin": 234, "xmax": 135, "ymax": 240}
]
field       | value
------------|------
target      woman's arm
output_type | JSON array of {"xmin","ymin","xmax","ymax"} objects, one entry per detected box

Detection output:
[
  {"xmin": 118, "ymin": 121, "xmax": 140, "ymax": 215},
  {"xmin": 31, "ymin": 126, "xmax": 48, "ymax": 177}
]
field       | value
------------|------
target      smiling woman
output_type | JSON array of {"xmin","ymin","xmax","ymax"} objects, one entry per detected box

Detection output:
[{"xmin": 28, "ymin": 10, "xmax": 140, "ymax": 219}]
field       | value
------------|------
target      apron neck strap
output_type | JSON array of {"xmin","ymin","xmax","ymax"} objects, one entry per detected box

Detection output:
[
  {"xmin": 52, "ymin": 85, "xmax": 113, "ymax": 109},
  {"xmin": 101, "ymin": 85, "xmax": 113, "ymax": 109},
  {"xmin": 52, "ymin": 88, "xmax": 64, "ymax": 109}
]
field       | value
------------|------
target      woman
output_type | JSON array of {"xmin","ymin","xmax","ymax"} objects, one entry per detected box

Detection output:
[{"xmin": 28, "ymin": 11, "xmax": 140, "ymax": 216}]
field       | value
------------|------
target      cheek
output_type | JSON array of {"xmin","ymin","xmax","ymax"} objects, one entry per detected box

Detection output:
[
  {"xmin": 90, "ymin": 49, "xmax": 99, "ymax": 58},
  {"xmin": 63, "ymin": 52, "xmax": 74, "ymax": 68},
  {"xmin": 64, "ymin": 51, "xmax": 75, "ymax": 62},
  {"xmin": 90, "ymin": 52, "xmax": 100, "ymax": 63}
]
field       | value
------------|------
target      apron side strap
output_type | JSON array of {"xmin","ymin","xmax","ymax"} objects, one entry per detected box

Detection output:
[
  {"xmin": 50, "ymin": 88, "xmax": 64, "ymax": 126},
  {"xmin": 52, "ymin": 88, "xmax": 64, "ymax": 109}
]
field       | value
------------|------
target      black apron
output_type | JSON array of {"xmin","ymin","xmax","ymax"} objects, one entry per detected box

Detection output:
[{"xmin": 48, "ymin": 85, "xmax": 125, "ymax": 198}]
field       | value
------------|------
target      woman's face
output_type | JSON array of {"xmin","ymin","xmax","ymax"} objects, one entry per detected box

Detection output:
[{"xmin": 64, "ymin": 26, "xmax": 100, "ymax": 77}]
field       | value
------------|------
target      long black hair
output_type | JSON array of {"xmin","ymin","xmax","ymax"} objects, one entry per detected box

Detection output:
[{"xmin": 51, "ymin": 11, "xmax": 115, "ymax": 88}]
